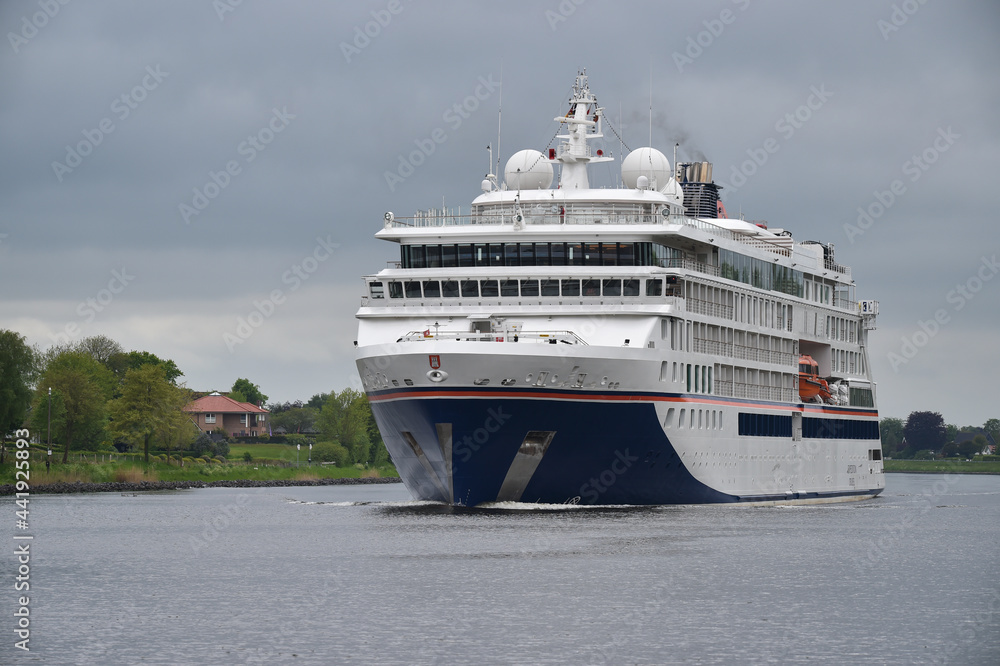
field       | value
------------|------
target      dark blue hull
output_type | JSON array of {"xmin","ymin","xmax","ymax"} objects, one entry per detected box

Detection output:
[{"xmin": 368, "ymin": 388, "xmax": 881, "ymax": 506}]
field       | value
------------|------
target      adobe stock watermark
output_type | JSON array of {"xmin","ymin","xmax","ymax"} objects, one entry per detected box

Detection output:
[
  {"xmin": 715, "ymin": 84, "xmax": 832, "ymax": 199},
  {"xmin": 7, "ymin": 0, "xmax": 72, "ymax": 55},
  {"xmin": 213, "ymin": 0, "xmax": 243, "ymax": 22},
  {"xmin": 179, "ymin": 106, "xmax": 295, "ymax": 224},
  {"xmin": 672, "ymin": 0, "xmax": 752, "ymax": 73},
  {"xmin": 223, "ymin": 236, "xmax": 339, "ymax": 352},
  {"xmin": 877, "ymin": 0, "xmax": 931, "ymax": 41},
  {"xmin": 384, "ymin": 73, "xmax": 500, "ymax": 192},
  {"xmin": 51, "ymin": 65, "xmax": 169, "ymax": 182},
  {"xmin": 887, "ymin": 253, "xmax": 998, "ymax": 373},
  {"xmin": 189, "ymin": 493, "xmax": 251, "ymax": 553},
  {"xmin": 48, "ymin": 267, "xmax": 136, "ymax": 345},
  {"xmin": 544, "ymin": 0, "xmax": 588, "ymax": 31},
  {"xmin": 578, "ymin": 449, "xmax": 639, "ymax": 502},
  {"xmin": 844, "ymin": 126, "xmax": 958, "ymax": 244},
  {"xmin": 454, "ymin": 406, "xmax": 512, "ymax": 463},
  {"xmin": 340, "ymin": 0, "xmax": 409, "ymax": 63}
]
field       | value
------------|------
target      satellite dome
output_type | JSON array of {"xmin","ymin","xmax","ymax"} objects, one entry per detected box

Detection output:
[
  {"xmin": 504, "ymin": 149, "xmax": 553, "ymax": 190},
  {"xmin": 621, "ymin": 147, "xmax": 671, "ymax": 190}
]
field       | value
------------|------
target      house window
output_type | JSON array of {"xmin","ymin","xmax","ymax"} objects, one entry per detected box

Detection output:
[
  {"xmin": 256, "ymin": 414, "xmax": 266, "ymax": 424},
  {"xmin": 240, "ymin": 414, "xmax": 248, "ymax": 425},
  {"xmin": 205, "ymin": 413, "xmax": 216, "ymax": 424}
]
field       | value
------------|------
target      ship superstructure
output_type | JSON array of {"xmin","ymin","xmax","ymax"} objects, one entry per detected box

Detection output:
[{"xmin": 355, "ymin": 72, "xmax": 884, "ymax": 505}]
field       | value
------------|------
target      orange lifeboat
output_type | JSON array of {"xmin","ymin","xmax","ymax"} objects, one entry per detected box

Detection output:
[{"xmin": 798, "ymin": 354, "xmax": 831, "ymax": 402}]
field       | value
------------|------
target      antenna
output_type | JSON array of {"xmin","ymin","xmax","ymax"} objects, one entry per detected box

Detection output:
[
  {"xmin": 648, "ymin": 65, "xmax": 652, "ymax": 149},
  {"xmin": 495, "ymin": 61, "xmax": 503, "ymax": 177}
]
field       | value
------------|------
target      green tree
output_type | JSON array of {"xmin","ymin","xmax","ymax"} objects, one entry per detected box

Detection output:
[
  {"xmin": 879, "ymin": 417, "xmax": 904, "ymax": 455},
  {"xmin": 231, "ymin": 378, "xmax": 267, "ymax": 407},
  {"xmin": 306, "ymin": 392, "xmax": 329, "ymax": 410},
  {"xmin": 0, "ymin": 330, "xmax": 36, "ymax": 437},
  {"xmin": 271, "ymin": 406, "xmax": 319, "ymax": 434},
  {"xmin": 121, "ymin": 350, "xmax": 183, "ymax": 384},
  {"xmin": 30, "ymin": 351, "xmax": 115, "ymax": 462},
  {"xmin": 108, "ymin": 364, "xmax": 190, "ymax": 463},
  {"xmin": 983, "ymin": 419, "xmax": 1000, "ymax": 448},
  {"xmin": 903, "ymin": 411, "xmax": 947, "ymax": 454},
  {"xmin": 317, "ymin": 388, "xmax": 373, "ymax": 464}
]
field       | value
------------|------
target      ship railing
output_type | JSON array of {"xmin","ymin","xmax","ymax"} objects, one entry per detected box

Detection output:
[
  {"xmin": 715, "ymin": 380, "xmax": 797, "ymax": 402},
  {"xmin": 825, "ymin": 258, "xmax": 850, "ymax": 275},
  {"xmin": 686, "ymin": 297, "xmax": 734, "ymax": 319},
  {"xmin": 397, "ymin": 330, "xmax": 588, "ymax": 345},
  {"xmin": 692, "ymin": 339, "xmax": 797, "ymax": 366}
]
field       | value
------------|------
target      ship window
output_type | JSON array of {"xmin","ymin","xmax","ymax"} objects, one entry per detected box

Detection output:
[
  {"xmin": 602, "ymin": 279, "xmax": 622, "ymax": 296},
  {"xmin": 550, "ymin": 242, "xmax": 567, "ymax": 265},
  {"xmin": 582, "ymin": 279, "xmax": 600, "ymax": 296},
  {"xmin": 618, "ymin": 243, "xmax": 635, "ymax": 266},
  {"xmin": 441, "ymin": 244, "xmax": 457, "ymax": 267},
  {"xmin": 500, "ymin": 279, "xmax": 519, "ymax": 296},
  {"xmin": 520, "ymin": 243, "xmax": 536, "ymax": 266},
  {"xmin": 622, "ymin": 279, "xmax": 639, "ymax": 296},
  {"xmin": 504, "ymin": 244, "xmax": 520, "ymax": 266},
  {"xmin": 520, "ymin": 279, "xmax": 539, "ymax": 297},
  {"xmin": 567, "ymin": 242, "xmax": 583, "ymax": 265},
  {"xmin": 678, "ymin": 409, "xmax": 686, "ymax": 429},
  {"xmin": 369, "ymin": 281, "xmax": 384, "ymax": 299},
  {"xmin": 540, "ymin": 279, "xmax": 560, "ymax": 296},
  {"xmin": 561, "ymin": 279, "xmax": 580, "ymax": 296},
  {"xmin": 475, "ymin": 244, "xmax": 489, "ymax": 267},
  {"xmin": 584, "ymin": 243, "xmax": 601, "ymax": 266},
  {"xmin": 441, "ymin": 280, "xmax": 460, "ymax": 298},
  {"xmin": 534, "ymin": 243, "xmax": 550, "ymax": 265},
  {"xmin": 601, "ymin": 243, "xmax": 618, "ymax": 266},
  {"xmin": 489, "ymin": 243, "xmax": 504, "ymax": 266},
  {"xmin": 458, "ymin": 244, "xmax": 474, "ymax": 267},
  {"xmin": 461, "ymin": 280, "xmax": 479, "ymax": 297},
  {"xmin": 411, "ymin": 245, "xmax": 426, "ymax": 268},
  {"xmin": 388, "ymin": 281, "xmax": 403, "ymax": 299},
  {"xmin": 404, "ymin": 281, "xmax": 422, "ymax": 298},
  {"xmin": 686, "ymin": 364, "xmax": 692, "ymax": 392},
  {"xmin": 425, "ymin": 245, "xmax": 441, "ymax": 267},
  {"xmin": 481, "ymin": 280, "xmax": 499, "ymax": 297},
  {"xmin": 646, "ymin": 279, "xmax": 662, "ymax": 296},
  {"xmin": 422, "ymin": 280, "xmax": 441, "ymax": 298}
]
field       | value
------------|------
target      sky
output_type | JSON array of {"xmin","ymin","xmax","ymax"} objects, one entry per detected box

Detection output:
[{"xmin": 1, "ymin": 0, "xmax": 998, "ymax": 426}]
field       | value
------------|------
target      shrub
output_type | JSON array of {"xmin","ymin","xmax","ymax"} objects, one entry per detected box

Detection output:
[
  {"xmin": 243, "ymin": 451, "xmax": 253, "ymax": 462},
  {"xmin": 311, "ymin": 442, "xmax": 349, "ymax": 466}
]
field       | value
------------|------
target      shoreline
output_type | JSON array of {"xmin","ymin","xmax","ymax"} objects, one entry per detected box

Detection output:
[{"xmin": 0, "ymin": 476, "xmax": 402, "ymax": 496}]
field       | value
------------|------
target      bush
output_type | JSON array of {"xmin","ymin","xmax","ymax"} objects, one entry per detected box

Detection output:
[
  {"xmin": 311, "ymin": 442, "xmax": 349, "ymax": 466},
  {"xmin": 243, "ymin": 451, "xmax": 253, "ymax": 462}
]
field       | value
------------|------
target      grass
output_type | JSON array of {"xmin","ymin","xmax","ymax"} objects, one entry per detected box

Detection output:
[{"xmin": 884, "ymin": 459, "xmax": 1000, "ymax": 474}]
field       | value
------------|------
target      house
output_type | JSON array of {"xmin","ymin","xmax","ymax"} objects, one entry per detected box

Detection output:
[
  {"xmin": 183, "ymin": 392, "xmax": 270, "ymax": 438},
  {"xmin": 954, "ymin": 429, "xmax": 997, "ymax": 455}
]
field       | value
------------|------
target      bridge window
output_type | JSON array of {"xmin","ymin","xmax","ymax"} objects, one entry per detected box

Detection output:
[
  {"xmin": 603, "ymin": 279, "xmax": 622, "ymax": 296},
  {"xmin": 422, "ymin": 280, "xmax": 441, "ymax": 298},
  {"xmin": 369, "ymin": 281, "xmax": 384, "ymax": 299},
  {"xmin": 389, "ymin": 281, "xmax": 403, "ymax": 298},
  {"xmin": 441, "ymin": 280, "xmax": 459, "ymax": 298},
  {"xmin": 561, "ymin": 279, "xmax": 580, "ymax": 296},
  {"xmin": 582, "ymin": 279, "xmax": 600, "ymax": 296},
  {"xmin": 623, "ymin": 279, "xmax": 640, "ymax": 296},
  {"xmin": 646, "ymin": 279, "xmax": 662, "ymax": 296},
  {"xmin": 460, "ymin": 280, "xmax": 479, "ymax": 297},
  {"xmin": 404, "ymin": 281, "xmax": 421, "ymax": 298},
  {"xmin": 500, "ymin": 279, "xmax": 519, "ymax": 296},
  {"xmin": 481, "ymin": 280, "xmax": 499, "ymax": 297},
  {"xmin": 540, "ymin": 279, "xmax": 560, "ymax": 296},
  {"xmin": 520, "ymin": 279, "xmax": 539, "ymax": 297}
]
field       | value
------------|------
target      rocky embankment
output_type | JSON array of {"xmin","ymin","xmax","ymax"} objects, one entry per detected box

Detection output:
[{"xmin": 0, "ymin": 476, "xmax": 402, "ymax": 495}]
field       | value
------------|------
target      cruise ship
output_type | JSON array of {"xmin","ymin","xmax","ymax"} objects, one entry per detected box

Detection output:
[{"xmin": 355, "ymin": 72, "xmax": 884, "ymax": 506}]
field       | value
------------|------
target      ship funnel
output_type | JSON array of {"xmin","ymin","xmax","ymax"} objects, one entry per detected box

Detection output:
[{"xmin": 676, "ymin": 161, "xmax": 721, "ymax": 218}]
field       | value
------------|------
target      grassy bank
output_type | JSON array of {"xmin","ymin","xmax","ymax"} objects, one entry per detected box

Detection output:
[{"xmin": 884, "ymin": 459, "xmax": 1000, "ymax": 474}]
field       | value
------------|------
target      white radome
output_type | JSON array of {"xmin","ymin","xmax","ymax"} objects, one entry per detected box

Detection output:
[
  {"xmin": 504, "ymin": 149, "xmax": 554, "ymax": 190},
  {"xmin": 621, "ymin": 147, "xmax": 671, "ymax": 190}
]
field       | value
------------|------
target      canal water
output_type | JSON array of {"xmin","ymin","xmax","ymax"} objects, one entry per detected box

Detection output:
[{"xmin": 3, "ymin": 473, "xmax": 999, "ymax": 665}]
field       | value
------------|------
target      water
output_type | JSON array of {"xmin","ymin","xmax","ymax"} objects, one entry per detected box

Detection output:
[{"xmin": 4, "ymin": 474, "xmax": 999, "ymax": 665}]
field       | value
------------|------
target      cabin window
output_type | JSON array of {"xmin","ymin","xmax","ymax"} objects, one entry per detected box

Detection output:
[
  {"xmin": 646, "ymin": 279, "xmax": 662, "ymax": 296},
  {"xmin": 582, "ymin": 279, "xmax": 600, "ymax": 296},
  {"xmin": 481, "ymin": 280, "xmax": 499, "ymax": 297},
  {"xmin": 475, "ymin": 244, "xmax": 489, "ymax": 267},
  {"xmin": 602, "ymin": 279, "xmax": 622, "ymax": 296},
  {"xmin": 550, "ymin": 242, "xmax": 566, "ymax": 265},
  {"xmin": 534, "ymin": 243, "xmax": 549, "ymax": 265},
  {"xmin": 424, "ymin": 245, "xmax": 441, "ymax": 267},
  {"xmin": 388, "ymin": 281, "xmax": 403, "ymax": 299},
  {"xmin": 461, "ymin": 280, "xmax": 479, "ymax": 297},
  {"xmin": 422, "ymin": 280, "xmax": 441, "ymax": 298},
  {"xmin": 520, "ymin": 279, "xmax": 539, "ymax": 297},
  {"xmin": 458, "ymin": 244, "xmax": 474, "ymax": 267},
  {"xmin": 567, "ymin": 243, "xmax": 583, "ymax": 265},
  {"xmin": 561, "ymin": 279, "xmax": 580, "ymax": 296},
  {"xmin": 623, "ymin": 279, "xmax": 640, "ymax": 296},
  {"xmin": 411, "ymin": 245, "xmax": 425, "ymax": 268},
  {"xmin": 369, "ymin": 282, "xmax": 384, "ymax": 299},
  {"xmin": 583, "ymin": 243, "xmax": 601, "ymax": 266},
  {"xmin": 540, "ymin": 279, "xmax": 560, "ymax": 296},
  {"xmin": 404, "ymin": 281, "xmax": 421, "ymax": 298},
  {"xmin": 500, "ymin": 279, "xmax": 519, "ymax": 296},
  {"xmin": 441, "ymin": 244, "xmax": 457, "ymax": 267},
  {"xmin": 441, "ymin": 280, "xmax": 459, "ymax": 298}
]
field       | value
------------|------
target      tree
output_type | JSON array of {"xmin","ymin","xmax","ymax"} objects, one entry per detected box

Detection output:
[
  {"xmin": 76, "ymin": 334, "xmax": 124, "ymax": 367},
  {"xmin": 30, "ymin": 351, "xmax": 115, "ymax": 462},
  {"xmin": 958, "ymin": 435, "xmax": 986, "ymax": 459},
  {"xmin": 306, "ymin": 392, "xmax": 329, "ymax": 410},
  {"xmin": 903, "ymin": 411, "xmax": 947, "ymax": 455},
  {"xmin": 0, "ymin": 330, "xmax": 36, "ymax": 437},
  {"xmin": 879, "ymin": 417, "xmax": 904, "ymax": 455},
  {"xmin": 271, "ymin": 407, "xmax": 318, "ymax": 434},
  {"xmin": 231, "ymin": 378, "xmax": 267, "ymax": 407},
  {"xmin": 317, "ymin": 388, "xmax": 373, "ymax": 464},
  {"xmin": 121, "ymin": 351, "xmax": 183, "ymax": 385},
  {"xmin": 108, "ymin": 364, "xmax": 190, "ymax": 464},
  {"xmin": 982, "ymin": 418, "xmax": 999, "ymax": 447}
]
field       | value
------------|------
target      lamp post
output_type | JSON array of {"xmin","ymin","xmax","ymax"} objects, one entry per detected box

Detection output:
[
  {"xmin": 296, "ymin": 443, "xmax": 300, "ymax": 466},
  {"xmin": 47, "ymin": 387, "xmax": 52, "ymax": 468},
  {"xmin": 308, "ymin": 442, "xmax": 312, "ymax": 466}
]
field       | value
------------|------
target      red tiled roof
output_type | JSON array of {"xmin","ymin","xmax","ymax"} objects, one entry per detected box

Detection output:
[{"xmin": 183, "ymin": 394, "xmax": 269, "ymax": 414}]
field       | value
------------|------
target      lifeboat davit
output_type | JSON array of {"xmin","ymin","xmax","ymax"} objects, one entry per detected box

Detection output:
[{"xmin": 798, "ymin": 354, "xmax": 832, "ymax": 402}]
